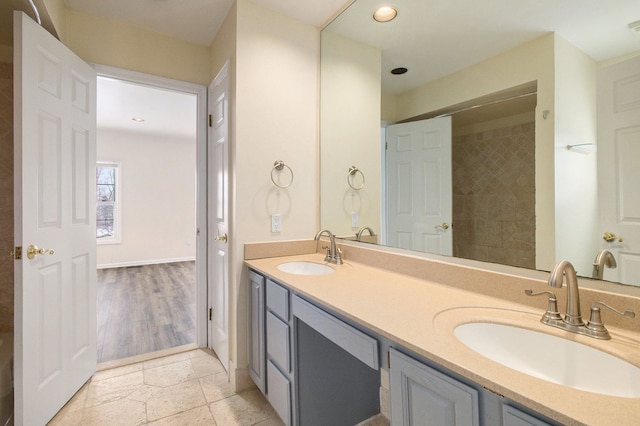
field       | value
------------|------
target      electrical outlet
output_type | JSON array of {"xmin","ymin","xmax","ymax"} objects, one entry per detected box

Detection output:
[
  {"xmin": 351, "ymin": 212, "xmax": 359, "ymax": 228},
  {"xmin": 271, "ymin": 214, "xmax": 281, "ymax": 233}
]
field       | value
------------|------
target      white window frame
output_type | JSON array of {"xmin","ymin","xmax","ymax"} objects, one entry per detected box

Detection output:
[{"xmin": 96, "ymin": 161, "xmax": 122, "ymax": 244}]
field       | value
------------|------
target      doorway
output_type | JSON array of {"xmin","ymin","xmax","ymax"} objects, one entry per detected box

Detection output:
[{"xmin": 94, "ymin": 67, "xmax": 208, "ymax": 363}]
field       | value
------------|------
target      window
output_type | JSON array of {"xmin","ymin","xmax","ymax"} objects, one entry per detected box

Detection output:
[{"xmin": 96, "ymin": 162, "xmax": 121, "ymax": 243}]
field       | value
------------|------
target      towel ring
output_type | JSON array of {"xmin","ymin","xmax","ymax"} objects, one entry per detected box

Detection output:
[
  {"xmin": 271, "ymin": 160, "xmax": 293, "ymax": 188},
  {"xmin": 347, "ymin": 166, "xmax": 365, "ymax": 190}
]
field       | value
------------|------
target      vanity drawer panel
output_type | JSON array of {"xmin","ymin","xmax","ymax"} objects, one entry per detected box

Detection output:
[
  {"xmin": 266, "ymin": 311, "xmax": 290, "ymax": 373},
  {"xmin": 292, "ymin": 295, "xmax": 379, "ymax": 370},
  {"xmin": 267, "ymin": 279, "xmax": 290, "ymax": 321},
  {"xmin": 503, "ymin": 405, "xmax": 552, "ymax": 426},
  {"xmin": 267, "ymin": 360, "xmax": 291, "ymax": 426}
]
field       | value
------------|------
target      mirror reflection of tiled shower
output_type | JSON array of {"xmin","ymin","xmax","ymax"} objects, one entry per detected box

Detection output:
[{"xmin": 452, "ymin": 98, "xmax": 536, "ymax": 269}]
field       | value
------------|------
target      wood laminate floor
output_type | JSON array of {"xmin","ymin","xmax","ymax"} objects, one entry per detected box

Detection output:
[{"xmin": 97, "ymin": 261, "xmax": 196, "ymax": 363}]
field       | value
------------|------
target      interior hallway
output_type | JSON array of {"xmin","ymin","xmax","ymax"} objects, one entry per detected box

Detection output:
[{"xmin": 97, "ymin": 262, "xmax": 196, "ymax": 363}]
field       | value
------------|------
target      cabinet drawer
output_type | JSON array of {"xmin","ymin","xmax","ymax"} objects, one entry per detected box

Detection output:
[
  {"xmin": 266, "ymin": 311, "xmax": 290, "ymax": 373},
  {"xmin": 267, "ymin": 360, "xmax": 291, "ymax": 426},
  {"xmin": 292, "ymin": 295, "xmax": 378, "ymax": 370},
  {"xmin": 267, "ymin": 279, "xmax": 290, "ymax": 321}
]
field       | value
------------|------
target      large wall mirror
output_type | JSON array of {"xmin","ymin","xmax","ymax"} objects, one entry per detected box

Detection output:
[{"xmin": 320, "ymin": 0, "xmax": 640, "ymax": 289}]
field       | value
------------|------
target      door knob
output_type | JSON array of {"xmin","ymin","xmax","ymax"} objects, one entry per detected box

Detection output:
[
  {"xmin": 603, "ymin": 232, "xmax": 622, "ymax": 243},
  {"xmin": 27, "ymin": 244, "xmax": 55, "ymax": 260},
  {"xmin": 434, "ymin": 222, "xmax": 450, "ymax": 230},
  {"xmin": 215, "ymin": 233, "xmax": 228, "ymax": 243}
]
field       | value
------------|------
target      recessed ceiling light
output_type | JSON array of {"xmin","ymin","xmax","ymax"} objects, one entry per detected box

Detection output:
[
  {"xmin": 373, "ymin": 6, "xmax": 397, "ymax": 23},
  {"xmin": 391, "ymin": 67, "xmax": 408, "ymax": 75},
  {"xmin": 132, "ymin": 117, "xmax": 145, "ymax": 122}
]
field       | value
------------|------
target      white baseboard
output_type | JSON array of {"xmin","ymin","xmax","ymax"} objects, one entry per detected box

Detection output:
[{"xmin": 97, "ymin": 256, "xmax": 196, "ymax": 270}]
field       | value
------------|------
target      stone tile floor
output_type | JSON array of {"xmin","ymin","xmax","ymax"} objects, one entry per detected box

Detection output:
[
  {"xmin": 48, "ymin": 349, "xmax": 284, "ymax": 425},
  {"xmin": 48, "ymin": 348, "xmax": 390, "ymax": 425}
]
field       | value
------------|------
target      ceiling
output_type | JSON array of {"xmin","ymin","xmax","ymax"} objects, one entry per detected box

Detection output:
[
  {"xmin": 97, "ymin": 77, "xmax": 197, "ymax": 139},
  {"xmin": 326, "ymin": 0, "xmax": 640, "ymax": 95}
]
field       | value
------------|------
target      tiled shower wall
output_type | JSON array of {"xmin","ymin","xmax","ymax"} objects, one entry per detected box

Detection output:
[
  {"xmin": 0, "ymin": 61, "xmax": 13, "ymax": 333},
  {"xmin": 452, "ymin": 121, "xmax": 536, "ymax": 269}
]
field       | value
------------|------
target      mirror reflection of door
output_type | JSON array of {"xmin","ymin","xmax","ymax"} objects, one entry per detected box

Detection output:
[
  {"xmin": 597, "ymin": 55, "xmax": 640, "ymax": 285},
  {"xmin": 385, "ymin": 117, "xmax": 452, "ymax": 255}
]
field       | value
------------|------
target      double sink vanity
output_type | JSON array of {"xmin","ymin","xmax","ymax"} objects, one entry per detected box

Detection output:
[{"xmin": 244, "ymin": 239, "xmax": 640, "ymax": 425}]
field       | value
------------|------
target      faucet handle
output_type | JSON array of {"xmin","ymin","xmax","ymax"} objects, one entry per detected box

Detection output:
[
  {"xmin": 334, "ymin": 247, "xmax": 343, "ymax": 264},
  {"xmin": 585, "ymin": 301, "xmax": 635, "ymax": 339},
  {"xmin": 525, "ymin": 289, "xmax": 563, "ymax": 322},
  {"xmin": 321, "ymin": 245, "xmax": 332, "ymax": 262}
]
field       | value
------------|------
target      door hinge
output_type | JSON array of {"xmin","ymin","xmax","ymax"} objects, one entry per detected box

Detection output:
[
  {"xmin": 209, "ymin": 307, "xmax": 213, "ymax": 321},
  {"xmin": 208, "ymin": 114, "xmax": 213, "ymax": 127},
  {"xmin": 387, "ymin": 351, "xmax": 391, "ymax": 368},
  {"xmin": 10, "ymin": 246, "xmax": 22, "ymax": 260},
  {"xmin": 385, "ymin": 141, "xmax": 388, "ymax": 150}
]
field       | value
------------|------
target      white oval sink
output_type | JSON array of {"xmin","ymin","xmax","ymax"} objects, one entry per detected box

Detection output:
[
  {"xmin": 454, "ymin": 322, "xmax": 640, "ymax": 398},
  {"xmin": 277, "ymin": 261, "xmax": 334, "ymax": 276}
]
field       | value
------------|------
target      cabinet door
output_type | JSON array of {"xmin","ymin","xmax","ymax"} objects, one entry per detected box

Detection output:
[
  {"xmin": 503, "ymin": 405, "xmax": 552, "ymax": 426},
  {"xmin": 248, "ymin": 271, "xmax": 266, "ymax": 393},
  {"xmin": 390, "ymin": 349, "xmax": 479, "ymax": 426}
]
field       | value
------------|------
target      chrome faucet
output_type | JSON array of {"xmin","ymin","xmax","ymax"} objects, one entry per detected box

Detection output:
[
  {"xmin": 592, "ymin": 250, "xmax": 617, "ymax": 280},
  {"xmin": 355, "ymin": 226, "xmax": 376, "ymax": 242},
  {"xmin": 527, "ymin": 259, "xmax": 636, "ymax": 339},
  {"xmin": 548, "ymin": 260, "xmax": 584, "ymax": 327},
  {"xmin": 314, "ymin": 229, "xmax": 343, "ymax": 264}
]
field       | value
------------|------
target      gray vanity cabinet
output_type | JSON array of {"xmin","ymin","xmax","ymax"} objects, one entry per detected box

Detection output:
[
  {"xmin": 389, "ymin": 348, "xmax": 479, "ymax": 426},
  {"xmin": 248, "ymin": 270, "xmax": 266, "ymax": 393},
  {"xmin": 502, "ymin": 405, "xmax": 553, "ymax": 426},
  {"xmin": 265, "ymin": 279, "xmax": 294, "ymax": 425}
]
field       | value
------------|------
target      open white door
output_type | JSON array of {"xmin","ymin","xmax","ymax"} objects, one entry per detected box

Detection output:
[
  {"xmin": 208, "ymin": 62, "xmax": 230, "ymax": 371},
  {"xmin": 14, "ymin": 12, "xmax": 97, "ymax": 425},
  {"xmin": 386, "ymin": 117, "xmax": 453, "ymax": 255},
  {"xmin": 597, "ymin": 55, "xmax": 640, "ymax": 285}
]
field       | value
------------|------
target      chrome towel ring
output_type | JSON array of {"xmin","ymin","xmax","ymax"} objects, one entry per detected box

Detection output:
[
  {"xmin": 347, "ymin": 166, "xmax": 365, "ymax": 190},
  {"xmin": 271, "ymin": 160, "xmax": 293, "ymax": 188}
]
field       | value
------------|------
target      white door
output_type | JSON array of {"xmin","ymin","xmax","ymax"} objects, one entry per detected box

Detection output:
[
  {"xmin": 208, "ymin": 62, "xmax": 230, "ymax": 370},
  {"xmin": 597, "ymin": 55, "xmax": 640, "ymax": 285},
  {"xmin": 386, "ymin": 117, "xmax": 452, "ymax": 255},
  {"xmin": 14, "ymin": 12, "xmax": 97, "ymax": 425}
]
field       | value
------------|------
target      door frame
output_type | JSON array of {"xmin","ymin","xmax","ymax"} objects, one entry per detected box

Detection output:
[{"xmin": 93, "ymin": 64, "xmax": 209, "ymax": 348}]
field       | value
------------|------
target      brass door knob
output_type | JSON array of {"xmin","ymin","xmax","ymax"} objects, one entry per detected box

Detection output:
[
  {"xmin": 434, "ymin": 222, "xmax": 450, "ymax": 230},
  {"xmin": 27, "ymin": 244, "xmax": 55, "ymax": 260},
  {"xmin": 603, "ymin": 232, "xmax": 623, "ymax": 243},
  {"xmin": 214, "ymin": 233, "xmax": 228, "ymax": 243}
]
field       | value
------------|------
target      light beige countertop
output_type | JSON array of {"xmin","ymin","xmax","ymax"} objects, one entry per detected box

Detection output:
[{"xmin": 245, "ymin": 242, "xmax": 640, "ymax": 426}]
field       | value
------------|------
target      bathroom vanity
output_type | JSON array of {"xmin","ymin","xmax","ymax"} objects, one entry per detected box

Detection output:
[{"xmin": 245, "ymin": 240, "xmax": 640, "ymax": 426}]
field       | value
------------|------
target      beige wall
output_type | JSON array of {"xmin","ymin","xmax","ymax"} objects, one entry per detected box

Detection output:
[
  {"xmin": 61, "ymin": 9, "xmax": 211, "ymax": 85},
  {"xmin": 553, "ymin": 36, "xmax": 599, "ymax": 275},
  {"xmin": 96, "ymin": 129, "xmax": 197, "ymax": 268},
  {"xmin": 320, "ymin": 31, "xmax": 381, "ymax": 238},
  {"xmin": 229, "ymin": 0, "xmax": 319, "ymax": 382}
]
